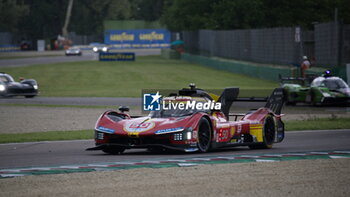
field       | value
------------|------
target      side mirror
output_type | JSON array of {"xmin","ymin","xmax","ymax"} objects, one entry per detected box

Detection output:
[{"xmin": 119, "ymin": 106, "xmax": 129, "ymax": 113}]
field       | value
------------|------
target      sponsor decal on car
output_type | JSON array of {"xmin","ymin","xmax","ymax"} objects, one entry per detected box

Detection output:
[
  {"xmin": 155, "ymin": 127, "xmax": 184, "ymax": 135},
  {"xmin": 123, "ymin": 121, "xmax": 155, "ymax": 132},
  {"xmin": 97, "ymin": 126, "xmax": 115, "ymax": 133}
]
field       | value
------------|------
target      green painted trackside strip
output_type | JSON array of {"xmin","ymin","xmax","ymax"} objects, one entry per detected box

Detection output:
[{"xmin": 0, "ymin": 150, "xmax": 349, "ymax": 178}]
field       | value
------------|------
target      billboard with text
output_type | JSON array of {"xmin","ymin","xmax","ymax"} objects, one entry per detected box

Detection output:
[{"xmin": 104, "ymin": 29, "xmax": 170, "ymax": 49}]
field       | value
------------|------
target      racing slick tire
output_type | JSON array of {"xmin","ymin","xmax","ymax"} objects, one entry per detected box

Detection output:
[
  {"xmin": 249, "ymin": 115, "xmax": 275, "ymax": 149},
  {"xmin": 197, "ymin": 117, "xmax": 212, "ymax": 152},
  {"xmin": 102, "ymin": 147, "xmax": 125, "ymax": 155}
]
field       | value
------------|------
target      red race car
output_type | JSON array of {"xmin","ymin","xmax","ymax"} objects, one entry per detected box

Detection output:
[{"xmin": 87, "ymin": 85, "xmax": 285, "ymax": 154}]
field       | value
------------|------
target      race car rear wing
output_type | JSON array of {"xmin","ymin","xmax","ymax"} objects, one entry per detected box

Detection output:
[
  {"xmin": 177, "ymin": 84, "xmax": 285, "ymax": 118},
  {"xmin": 279, "ymin": 74, "xmax": 318, "ymax": 85},
  {"xmin": 264, "ymin": 88, "xmax": 285, "ymax": 115},
  {"xmin": 218, "ymin": 88, "xmax": 285, "ymax": 119}
]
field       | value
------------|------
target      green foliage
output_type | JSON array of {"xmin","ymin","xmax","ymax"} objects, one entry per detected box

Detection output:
[
  {"xmin": 161, "ymin": 0, "xmax": 215, "ymax": 31},
  {"xmin": 161, "ymin": 0, "xmax": 350, "ymax": 31},
  {"xmin": 209, "ymin": 0, "xmax": 264, "ymax": 29},
  {"xmin": 0, "ymin": 0, "xmax": 29, "ymax": 32},
  {"xmin": 133, "ymin": 0, "xmax": 164, "ymax": 21},
  {"xmin": 3, "ymin": 0, "xmax": 350, "ymax": 42},
  {"xmin": 1, "ymin": 0, "xmax": 166, "ymax": 40},
  {"xmin": 18, "ymin": 0, "xmax": 66, "ymax": 40}
]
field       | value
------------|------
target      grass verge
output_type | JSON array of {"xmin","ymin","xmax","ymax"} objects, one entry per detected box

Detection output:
[
  {"xmin": 0, "ymin": 130, "xmax": 93, "ymax": 144},
  {"xmin": 0, "ymin": 54, "xmax": 62, "ymax": 60},
  {"xmin": 0, "ymin": 103, "xmax": 112, "ymax": 109},
  {"xmin": 0, "ymin": 56, "xmax": 277, "ymax": 97},
  {"xmin": 0, "ymin": 117, "xmax": 349, "ymax": 144},
  {"xmin": 285, "ymin": 117, "xmax": 350, "ymax": 131}
]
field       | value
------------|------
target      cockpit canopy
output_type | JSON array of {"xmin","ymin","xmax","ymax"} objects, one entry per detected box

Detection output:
[
  {"xmin": 0, "ymin": 74, "xmax": 15, "ymax": 83},
  {"xmin": 311, "ymin": 77, "xmax": 349, "ymax": 90}
]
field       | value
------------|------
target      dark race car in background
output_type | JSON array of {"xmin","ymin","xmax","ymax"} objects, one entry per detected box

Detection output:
[
  {"xmin": 65, "ymin": 47, "xmax": 82, "ymax": 56},
  {"xmin": 0, "ymin": 72, "xmax": 39, "ymax": 98},
  {"xmin": 87, "ymin": 85, "xmax": 285, "ymax": 154},
  {"xmin": 89, "ymin": 43, "xmax": 110, "ymax": 53}
]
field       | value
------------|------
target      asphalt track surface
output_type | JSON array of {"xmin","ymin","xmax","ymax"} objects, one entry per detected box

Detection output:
[
  {"xmin": 0, "ymin": 129, "xmax": 349, "ymax": 169},
  {"xmin": 1, "ymin": 96, "xmax": 348, "ymax": 118},
  {"xmin": 0, "ymin": 49, "xmax": 161, "ymax": 68}
]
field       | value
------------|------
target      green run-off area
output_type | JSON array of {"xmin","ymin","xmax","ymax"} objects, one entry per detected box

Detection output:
[{"xmin": 1, "ymin": 56, "xmax": 277, "ymax": 97}]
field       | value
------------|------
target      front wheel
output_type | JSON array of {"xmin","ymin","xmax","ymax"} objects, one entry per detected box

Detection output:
[
  {"xmin": 197, "ymin": 117, "xmax": 212, "ymax": 152},
  {"xmin": 249, "ymin": 115, "xmax": 275, "ymax": 149}
]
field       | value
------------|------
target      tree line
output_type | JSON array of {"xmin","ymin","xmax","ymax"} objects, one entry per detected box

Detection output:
[
  {"xmin": 1, "ymin": 0, "xmax": 349, "ymax": 41},
  {"xmin": 161, "ymin": 0, "xmax": 350, "ymax": 31},
  {"xmin": 0, "ymin": 0, "xmax": 163, "ymax": 41}
]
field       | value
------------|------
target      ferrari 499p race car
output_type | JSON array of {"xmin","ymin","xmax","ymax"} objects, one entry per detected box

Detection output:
[{"xmin": 87, "ymin": 85, "xmax": 285, "ymax": 154}]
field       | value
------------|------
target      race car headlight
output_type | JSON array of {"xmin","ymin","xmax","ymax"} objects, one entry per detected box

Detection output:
[
  {"xmin": 93, "ymin": 47, "xmax": 98, "ymax": 52},
  {"xmin": 0, "ymin": 84, "xmax": 5, "ymax": 91},
  {"xmin": 186, "ymin": 131, "xmax": 192, "ymax": 140},
  {"xmin": 322, "ymin": 92, "xmax": 331, "ymax": 97},
  {"xmin": 185, "ymin": 127, "xmax": 193, "ymax": 140},
  {"xmin": 33, "ymin": 85, "xmax": 38, "ymax": 90},
  {"xmin": 102, "ymin": 47, "xmax": 108, "ymax": 52}
]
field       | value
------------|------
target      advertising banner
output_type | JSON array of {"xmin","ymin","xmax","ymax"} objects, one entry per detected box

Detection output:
[
  {"xmin": 99, "ymin": 52, "xmax": 135, "ymax": 61},
  {"xmin": 104, "ymin": 29, "xmax": 170, "ymax": 49},
  {"xmin": 0, "ymin": 45, "xmax": 20, "ymax": 52}
]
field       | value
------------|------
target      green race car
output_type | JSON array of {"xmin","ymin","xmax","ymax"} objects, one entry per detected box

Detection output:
[{"xmin": 280, "ymin": 71, "xmax": 350, "ymax": 106}]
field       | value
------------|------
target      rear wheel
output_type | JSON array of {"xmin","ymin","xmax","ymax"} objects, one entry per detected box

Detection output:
[
  {"xmin": 197, "ymin": 118, "xmax": 212, "ymax": 152},
  {"xmin": 102, "ymin": 147, "xmax": 125, "ymax": 155},
  {"xmin": 249, "ymin": 115, "xmax": 275, "ymax": 149}
]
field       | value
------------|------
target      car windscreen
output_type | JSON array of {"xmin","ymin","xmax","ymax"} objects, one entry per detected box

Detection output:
[
  {"xmin": 0, "ymin": 75, "xmax": 14, "ymax": 83},
  {"xmin": 323, "ymin": 78, "xmax": 349, "ymax": 90}
]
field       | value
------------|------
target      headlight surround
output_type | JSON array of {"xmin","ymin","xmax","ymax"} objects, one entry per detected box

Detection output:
[
  {"xmin": 0, "ymin": 84, "xmax": 5, "ymax": 91},
  {"xmin": 33, "ymin": 85, "xmax": 38, "ymax": 90},
  {"xmin": 92, "ymin": 47, "xmax": 98, "ymax": 52},
  {"xmin": 102, "ymin": 47, "xmax": 108, "ymax": 52}
]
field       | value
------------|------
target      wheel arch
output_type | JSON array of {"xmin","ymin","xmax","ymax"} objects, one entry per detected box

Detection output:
[{"xmin": 201, "ymin": 115, "xmax": 214, "ymax": 136}]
